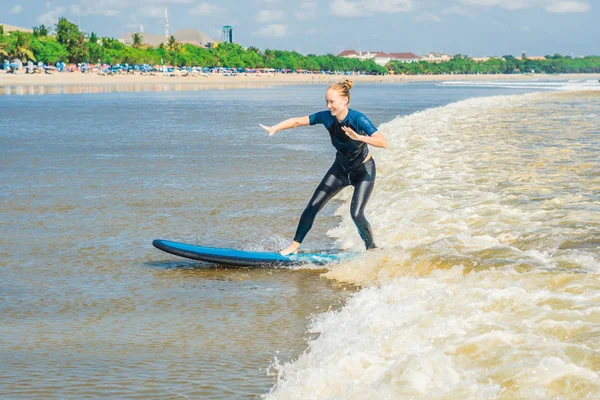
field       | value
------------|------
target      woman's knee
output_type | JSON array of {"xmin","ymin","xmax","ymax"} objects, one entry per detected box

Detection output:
[
  {"xmin": 350, "ymin": 208, "xmax": 367, "ymax": 223},
  {"xmin": 302, "ymin": 203, "xmax": 320, "ymax": 219}
]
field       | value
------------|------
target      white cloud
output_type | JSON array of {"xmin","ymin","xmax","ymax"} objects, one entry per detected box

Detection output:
[
  {"xmin": 94, "ymin": 0, "xmax": 191, "ymax": 19},
  {"xmin": 295, "ymin": 0, "xmax": 317, "ymax": 21},
  {"xmin": 500, "ymin": 2, "xmax": 527, "ymax": 9},
  {"xmin": 415, "ymin": 12, "xmax": 441, "ymax": 22},
  {"xmin": 461, "ymin": 0, "xmax": 526, "ymax": 9},
  {"xmin": 71, "ymin": 5, "xmax": 119, "ymax": 16},
  {"xmin": 10, "ymin": 5, "xmax": 22, "ymax": 14},
  {"xmin": 189, "ymin": 2, "xmax": 224, "ymax": 16},
  {"xmin": 67, "ymin": 0, "xmax": 123, "ymax": 17},
  {"xmin": 255, "ymin": 9, "xmax": 284, "ymax": 23},
  {"xmin": 253, "ymin": 23, "xmax": 287, "ymax": 38},
  {"xmin": 460, "ymin": 0, "xmax": 591, "ymax": 13},
  {"xmin": 295, "ymin": 10, "xmax": 315, "ymax": 20},
  {"xmin": 37, "ymin": 6, "xmax": 66, "ymax": 25},
  {"xmin": 331, "ymin": 0, "xmax": 413, "ymax": 17},
  {"xmin": 331, "ymin": 0, "xmax": 364, "ymax": 17},
  {"xmin": 443, "ymin": 5, "xmax": 475, "ymax": 15},
  {"xmin": 141, "ymin": 6, "xmax": 163, "ymax": 17},
  {"xmin": 545, "ymin": 1, "xmax": 590, "ymax": 13},
  {"xmin": 363, "ymin": 0, "xmax": 413, "ymax": 12}
]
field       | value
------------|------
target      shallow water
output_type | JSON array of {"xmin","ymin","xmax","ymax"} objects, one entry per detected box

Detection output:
[{"xmin": 1, "ymin": 81, "xmax": 598, "ymax": 398}]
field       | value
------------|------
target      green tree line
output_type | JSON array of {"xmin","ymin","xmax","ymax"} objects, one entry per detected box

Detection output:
[
  {"xmin": 0, "ymin": 18, "xmax": 387, "ymax": 73},
  {"xmin": 1, "ymin": 19, "xmax": 599, "ymax": 74},
  {"xmin": 387, "ymin": 54, "xmax": 600, "ymax": 75}
]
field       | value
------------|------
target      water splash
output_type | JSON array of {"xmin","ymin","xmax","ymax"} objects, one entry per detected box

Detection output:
[{"xmin": 267, "ymin": 90, "xmax": 600, "ymax": 399}]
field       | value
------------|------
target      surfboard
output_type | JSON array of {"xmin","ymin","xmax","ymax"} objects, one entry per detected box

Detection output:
[{"xmin": 152, "ymin": 239, "xmax": 350, "ymax": 267}]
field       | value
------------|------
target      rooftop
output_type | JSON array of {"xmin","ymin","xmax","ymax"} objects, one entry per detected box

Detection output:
[
  {"xmin": 338, "ymin": 49, "xmax": 421, "ymax": 59},
  {"xmin": 337, "ymin": 50, "xmax": 359, "ymax": 57},
  {"xmin": 0, "ymin": 23, "xmax": 33, "ymax": 33},
  {"xmin": 120, "ymin": 28, "xmax": 215, "ymax": 47}
]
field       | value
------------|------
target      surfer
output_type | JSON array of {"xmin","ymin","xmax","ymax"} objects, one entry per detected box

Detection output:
[{"xmin": 260, "ymin": 80, "xmax": 387, "ymax": 255}]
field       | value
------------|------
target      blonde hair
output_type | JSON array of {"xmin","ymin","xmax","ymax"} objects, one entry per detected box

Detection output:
[{"xmin": 328, "ymin": 79, "xmax": 354, "ymax": 104}]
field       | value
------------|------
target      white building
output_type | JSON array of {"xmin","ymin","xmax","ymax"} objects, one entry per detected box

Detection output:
[
  {"xmin": 388, "ymin": 52, "xmax": 421, "ymax": 64},
  {"xmin": 337, "ymin": 50, "xmax": 382, "ymax": 62},
  {"xmin": 421, "ymin": 52, "xmax": 451, "ymax": 63},
  {"xmin": 373, "ymin": 52, "xmax": 391, "ymax": 66},
  {"xmin": 339, "ymin": 50, "xmax": 421, "ymax": 66}
]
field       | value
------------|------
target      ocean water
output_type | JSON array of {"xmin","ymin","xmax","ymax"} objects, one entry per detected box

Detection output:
[{"xmin": 1, "ymin": 80, "xmax": 599, "ymax": 399}]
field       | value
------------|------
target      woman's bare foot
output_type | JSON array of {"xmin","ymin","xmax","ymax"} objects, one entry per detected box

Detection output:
[{"xmin": 280, "ymin": 241, "xmax": 300, "ymax": 256}]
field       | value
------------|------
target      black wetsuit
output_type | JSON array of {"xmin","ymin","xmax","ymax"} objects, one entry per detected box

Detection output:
[{"xmin": 293, "ymin": 109, "xmax": 378, "ymax": 249}]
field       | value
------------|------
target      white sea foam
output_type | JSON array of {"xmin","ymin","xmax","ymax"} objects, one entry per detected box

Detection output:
[
  {"xmin": 440, "ymin": 79, "xmax": 600, "ymax": 92},
  {"xmin": 266, "ymin": 267, "xmax": 600, "ymax": 399},
  {"xmin": 266, "ymin": 90, "xmax": 600, "ymax": 399}
]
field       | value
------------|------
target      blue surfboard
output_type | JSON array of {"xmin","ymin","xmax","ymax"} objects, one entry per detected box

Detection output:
[{"xmin": 152, "ymin": 239, "xmax": 350, "ymax": 267}]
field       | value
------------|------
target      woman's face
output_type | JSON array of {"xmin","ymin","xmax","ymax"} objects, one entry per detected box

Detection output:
[{"xmin": 325, "ymin": 89, "xmax": 349, "ymax": 119}]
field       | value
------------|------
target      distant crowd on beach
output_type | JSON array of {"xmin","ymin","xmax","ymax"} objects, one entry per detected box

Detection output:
[{"xmin": 1, "ymin": 59, "xmax": 381, "ymax": 78}]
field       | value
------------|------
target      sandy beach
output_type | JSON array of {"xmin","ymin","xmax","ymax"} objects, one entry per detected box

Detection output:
[{"xmin": 1, "ymin": 70, "xmax": 599, "ymax": 92}]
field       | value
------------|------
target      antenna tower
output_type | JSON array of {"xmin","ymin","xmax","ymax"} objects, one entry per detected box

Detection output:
[{"xmin": 164, "ymin": 0, "xmax": 169, "ymax": 42}]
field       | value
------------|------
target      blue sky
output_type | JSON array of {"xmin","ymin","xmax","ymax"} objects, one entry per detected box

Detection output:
[{"xmin": 2, "ymin": 0, "xmax": 598, "ymax": 57}]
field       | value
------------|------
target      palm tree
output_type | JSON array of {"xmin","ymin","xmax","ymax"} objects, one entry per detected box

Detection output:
[
  {"xmin": 73, "ymin": 31, "xmax": 88, "ymax": 62},
  {"xmin": 264, "ymin": 49, "xmax": 274, "ymax": 64},
  {"xmin": 9, "ymin": 32, "xmax": 35, "ymax": 63},
  {"xmin": 166, "ymin": 35, "xmax": 179, "ymax": 52},
  {"xmin": 0, "ymin": 42, "xmax": 8, "ymax": 58},
  {"xmin": 33, "ymin": 24, "xmax": 49, "ymax": 37},
  {"xmin": 132, "ymin": 32, "xmax": 142, "ymax": 49}
]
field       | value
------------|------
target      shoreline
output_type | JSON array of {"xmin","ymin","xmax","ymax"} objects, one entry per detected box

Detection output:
[{"xmin": 1, "ymin": 71, "xmax": 599, "ymax": 94}]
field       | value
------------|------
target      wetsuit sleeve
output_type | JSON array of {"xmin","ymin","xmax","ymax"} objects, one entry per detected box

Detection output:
[
  {"xmin": 357, "ymin": 113, "xmax": 378, "ymax": 136},
  {"xmin": 309, "ymin": 111, "xmax": 330, "ymax": 126}
]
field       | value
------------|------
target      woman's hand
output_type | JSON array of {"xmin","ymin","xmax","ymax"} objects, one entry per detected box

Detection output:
[
  {"xmin": 343, "ymin": 127, "xmax": 388, "ymax": 148},
  {"xmin": 259, "ymin": 124, "xmax": 277, "ymax": 136},
  {"xmin": 342, "ymin": 126, "xmax": 363, "ymax": 142}
]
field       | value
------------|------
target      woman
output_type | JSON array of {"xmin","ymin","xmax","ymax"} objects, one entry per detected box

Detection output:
[{"xmin": 260, "ymin": 80, "xmax": 387, "ymax": 255}]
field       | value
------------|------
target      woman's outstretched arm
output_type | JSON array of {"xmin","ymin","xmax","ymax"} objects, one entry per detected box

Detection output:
[{"xmin": 259, "ymin": 116, "xmax": 310, "ymax": 136}]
